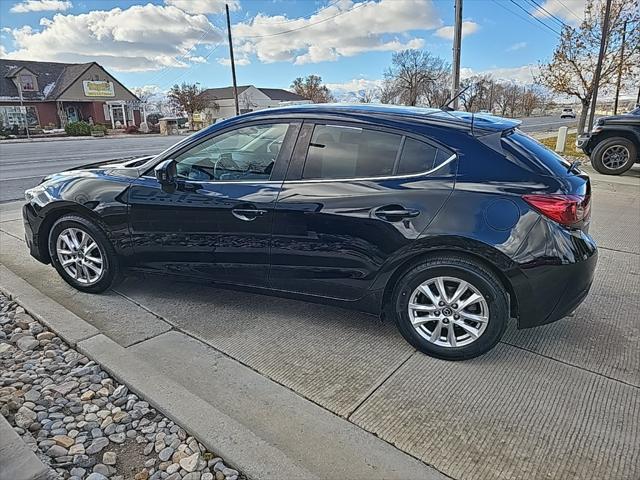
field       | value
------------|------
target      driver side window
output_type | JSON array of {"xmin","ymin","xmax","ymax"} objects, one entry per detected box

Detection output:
[{"xmin": 173, "ymin": 123, "xmax": 290, "ymax": 182}]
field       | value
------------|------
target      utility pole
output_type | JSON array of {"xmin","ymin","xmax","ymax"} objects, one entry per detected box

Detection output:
[
  {"xmin": 587, "ymin": 0, "xmax": 612, "ymax": 131},
  {"xmin": 613, "ymin": 19, "xmax": 627, "ymax": 115},
  {"xmin": 226, "ymin": 3, "xmax": 239, "ymax": 116},
  {"xmin": 451, "ymin": 0, "xmax": 463, "ymax": 110}
]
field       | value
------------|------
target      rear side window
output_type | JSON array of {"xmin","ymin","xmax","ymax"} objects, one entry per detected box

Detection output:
[
  {"xmin": 302, "ymin": 124, "xmax": 454, "ymax": 180},
  {"xmin": 303, "ymin": 125, "xmax": 402, "ymax": 179},
  {"xmin": 397, "ymin": 138, "xmax": 451, "ymax": 174}
]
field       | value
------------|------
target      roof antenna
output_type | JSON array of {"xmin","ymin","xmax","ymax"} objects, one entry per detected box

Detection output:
[{"xmin": 440, "ymin": 85, "xmax": 469, "ymax": 111}]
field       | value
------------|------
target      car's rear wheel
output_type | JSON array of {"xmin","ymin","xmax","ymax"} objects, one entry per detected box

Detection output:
[
  {"xmin": 392, "ymin": 255, "xmax": 509, "ymax": 360},
  {"xmin": 591, "ymin": 137, "xmax": 636, "ymax": 175},
  {"xmin": 48, "ymin": 215, "xmax": 121, "ymax": 293}
]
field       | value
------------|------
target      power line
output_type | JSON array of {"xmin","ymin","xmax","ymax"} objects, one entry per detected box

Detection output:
[
  {"xmin": 524, "ymin": 0, "xmax": 568, "ymax": 28},
  {"xmin": 555, "ymin": 0, "xmax": 583, "ymax": 22},
  {"xmin": 159, "ymin": 42, "xmax": 223, "ymax": 90},
  {"xmin": 145, "ymin": 22, "xmax": 221, "ymax": 86},
  {"xmin": 251, "ymin": 0, "xmax": 343, "ymax": 26},
  {"xmin": 508, "ymin": 0, "xmax": 562, "ymax": 35},
  {"xmin": 490, "ymin": 0, "xmax": 559, "ymax": 37},
  {"xmin": 240, "ymin": 1, "xmax": 368, "ymax": 39}
]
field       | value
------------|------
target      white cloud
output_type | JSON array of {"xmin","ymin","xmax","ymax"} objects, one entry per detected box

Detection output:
[
  {"xmin": 164, "ymin": 0, "xmax": 239, "ymax": 15},
  {"xmin": 10, "ymin": 0, "xmax": 72, "ymax": 13},
  {"xmin": 326, "ymin": 78, "xmax": 383, "ymax": 94},
  {"xmin": 3, "ymin": 4, "xmax": 222, "ymax": 72},
  {"xmin": 533, "ymin": 0, "xmax": 586, "ymax": 24},
  {"xmin": 434, "ymin": 20, "xmax": 479, "ymax": 40},
  {"xmin": 461, "ymin": 65, "xmax": 536, "ymax": 84},
  {"xmin": 217, "ymin": 57, "xmax": 250, "ymax": 66},
  {"xmin": 507, "ymin": 42, "xmax": 527, "ymax": 52},
  {"xmin": 233, "ymin": 0, "xmax": 441, "ymax": 65}
]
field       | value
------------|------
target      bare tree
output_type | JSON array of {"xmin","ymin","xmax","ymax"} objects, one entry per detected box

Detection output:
[
  {"xmin": 291, "ymin": 75, "xmax": 334, "ymax": 103},
  {"xmin": 358, "ymin": 88, "xmax": 380, "ymax": 103},
  {"xmin": 168, "ymin": 82, "xmax": 207, "ymax": 130},
  {"xmin": 383, "ymin": 49, "xmax": 450, "ymax": 106},
  {"xmin": 536, "ymin": 0, "xmax": 639, "ymax": 133}
]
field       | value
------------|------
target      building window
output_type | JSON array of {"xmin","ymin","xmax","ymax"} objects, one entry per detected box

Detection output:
[
  {"xmin": 19, "ymin": 74, "xmax": 35, "ymax": 91},
  {"xmin": 0, "ymin": 105, "xmax": 39, "ymax": 130}
]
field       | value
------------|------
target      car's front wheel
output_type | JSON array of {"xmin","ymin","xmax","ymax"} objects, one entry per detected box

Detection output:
[
  {"xmin": 591, "ymin": 137, "xmax": 636, "ymax": 175},
  {"xmin": 48, "ymin": 214, "xmax": 121, "ymax": 293},
  {"xmin": 392, "ymin": 255, "xmax": 509, "ymax": 360}
]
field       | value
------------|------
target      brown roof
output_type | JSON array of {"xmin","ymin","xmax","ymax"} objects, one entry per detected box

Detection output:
[{"xmin": 0, "ymin": 59, "xmax": 137, "ymax": 102}]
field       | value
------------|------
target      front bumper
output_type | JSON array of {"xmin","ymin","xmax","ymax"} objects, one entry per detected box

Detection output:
[
  {"xmin": 22, "ymin": 203, "xmax": 48, "ymax": 264},
  {"xmin": 513, "ymin": 223, "xmax": 598, "ymax": 329},
  {"xmin": 576, "ymin": 133, "xmax": 592, "ymax": 152}
]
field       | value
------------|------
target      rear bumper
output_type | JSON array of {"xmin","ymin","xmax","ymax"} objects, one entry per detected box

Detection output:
[{"xmin": 513, "ymin": 224, "xmax": 598, "ymax": 329}]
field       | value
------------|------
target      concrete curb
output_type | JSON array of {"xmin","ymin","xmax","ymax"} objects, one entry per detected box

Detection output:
[
  {"xmin": 0, "ymin": 414, "xmax": 50, "ymax": 480},
  {"xmin": 76, "ymin": 334, "xmax": 315, "ymax": 480},
  {"xmin": 0, "ymin": 267, "xmax": 314, "ymax": 480},
  {"xmin": 0, "ymin": 266, "xmax": 99, "ymax": 347}
]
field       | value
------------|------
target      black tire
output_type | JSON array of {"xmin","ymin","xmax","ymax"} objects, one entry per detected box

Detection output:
[
  {"xmin": 591, "ymin": 137, "xmax": 636, "ymax": 175},
  {"xmin": 392, "ymin": 255, "xmax": 509, "ymax": 361},
  {"xmin": 48, "ymin": 214, "xmax": 121, "ymax": 293}
]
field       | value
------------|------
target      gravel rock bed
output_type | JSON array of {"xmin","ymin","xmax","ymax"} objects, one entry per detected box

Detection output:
[{"xmin": 0, "ymin": 293, "xmax": 244, "ymax": 480}]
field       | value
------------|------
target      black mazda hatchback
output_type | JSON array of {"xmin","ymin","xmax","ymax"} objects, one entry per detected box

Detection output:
[{"xmin": 23, "ymin": 104, "xmax": 597, "ymax": 360}]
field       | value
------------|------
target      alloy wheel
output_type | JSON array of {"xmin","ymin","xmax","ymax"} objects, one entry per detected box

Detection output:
[
  {"xmin": 56, "ymin": 227, "xmax": 104, "ymax": 285},
  {"xmin": 408, "ymin": 276, "xmax": 489, "ymax": 347},
  {"xmin": 601, "ymin": 145, "xmax": 630, "ymax": 170}
]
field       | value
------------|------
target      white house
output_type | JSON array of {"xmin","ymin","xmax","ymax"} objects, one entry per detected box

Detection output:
[{"xmin": 198, "ymin": 85, "xmax": 311, "ymax": 124}]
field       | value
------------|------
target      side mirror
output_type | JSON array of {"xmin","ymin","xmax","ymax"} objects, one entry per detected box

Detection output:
[{"xmin": 154, "ymin": 159, "xmax": 177, "ymax": 193}]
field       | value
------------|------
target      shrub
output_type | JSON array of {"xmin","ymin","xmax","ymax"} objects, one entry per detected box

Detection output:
[
  {"xmin": 91, "ymin": 124, "xmax": 108, "ymax": 135},
  {"xmin": 65, "ymin": 121, "xmax": 91, "ymax": 136},
  {"xmin": 125, "ymin": 125, "xmax": 139, "ymax": 134}
]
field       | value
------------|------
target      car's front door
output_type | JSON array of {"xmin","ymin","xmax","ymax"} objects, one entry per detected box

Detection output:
[
  {"xmin": 126, "ymin": 121, "xmax": 299, "ymax": 287},
  {"xmin": 269, "ymin": 121, "xmax": 457, "ymax": 300}
]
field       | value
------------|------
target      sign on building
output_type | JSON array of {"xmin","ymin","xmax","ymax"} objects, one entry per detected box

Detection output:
[{"xmin": 83, "ymin": 80, "xmax": 115, "ymax": 97}]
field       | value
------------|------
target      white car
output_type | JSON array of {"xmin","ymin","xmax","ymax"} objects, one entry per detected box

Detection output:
[{"xmin": 560, "ymin": 108, "xmax": 576, "ymax": 119}]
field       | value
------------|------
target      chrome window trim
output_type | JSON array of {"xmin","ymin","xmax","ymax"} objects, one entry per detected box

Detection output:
[
  {"xmin": 288, "ymin": 153, "xmax": 456, "ymax": 184},
  {"xmin": 139, "ymin": 154, "xmax": 456, "ymax": 186}
]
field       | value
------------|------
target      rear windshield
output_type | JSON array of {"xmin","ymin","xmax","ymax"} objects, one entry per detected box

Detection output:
[{"xmin": 501, "ymin": 130, "xmax": 573, "ymax": 177}]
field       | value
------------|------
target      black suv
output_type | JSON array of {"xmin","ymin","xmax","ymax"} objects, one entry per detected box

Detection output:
[
  {"xmin": 23, "ymin": 104, "xmax": 597, "ymax": 360},
  {"xmin": 577, "ymin": 106, "xmax": 640, "ymax": 175}
]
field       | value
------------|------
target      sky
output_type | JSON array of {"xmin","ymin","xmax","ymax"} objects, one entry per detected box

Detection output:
[{"xmin": 0, "ymin": 0, "xmax": 589, "ymax": 96}]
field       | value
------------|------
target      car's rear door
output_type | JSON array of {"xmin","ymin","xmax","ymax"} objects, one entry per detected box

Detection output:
[
  {"xmin": 126, "ymin": 121, "xmax": 299, "ymax": 287},
  {"xmin": 268, "ymin": 120, "xmax": 457, "ymax": 300}
]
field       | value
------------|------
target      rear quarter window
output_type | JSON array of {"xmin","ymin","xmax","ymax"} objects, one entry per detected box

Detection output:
[
  {"xmin": 398, "ymin": 138, "xmax": 452, "ymax": 175},
  {"xmin": 502, "ymin": 130, "xmax": 572, "ymax": 177}
]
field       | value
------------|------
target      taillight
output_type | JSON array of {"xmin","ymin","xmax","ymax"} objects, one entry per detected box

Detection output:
[{"xmin": 523, "ymin": 194, "xmax": 591, "ymax": 227}]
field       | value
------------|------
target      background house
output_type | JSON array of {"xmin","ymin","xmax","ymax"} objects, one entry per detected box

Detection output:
[
  {"xmin": 0, "ymin": 59, "xmax": 141, "ymax": 131},
  {"xmin": 198, "ymin": 85, "xmax": 310, "ymax": 125}
]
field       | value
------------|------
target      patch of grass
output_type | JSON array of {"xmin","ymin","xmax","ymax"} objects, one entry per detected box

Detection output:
[{"xmin": 539, "ymin": 133, "xmax": 586, "ymax": 157}]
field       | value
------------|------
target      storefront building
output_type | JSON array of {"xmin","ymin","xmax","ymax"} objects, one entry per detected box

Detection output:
[{"xmin": 0, "ymin": 60, "xmax": 140, "ymax": 131}]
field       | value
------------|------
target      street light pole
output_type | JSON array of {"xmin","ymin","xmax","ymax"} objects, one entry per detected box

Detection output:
[
  {"xmin": 612, "ymin": 19, "xmax": 627, "ymax": 115},
  {"xmin": 587, "ymin": 0, "xmax": 612, "ymax": 131},
  {"xmin": 226, "ymin": 3, "xmax": 240, "ymax": 116},
  {"xmin": 451, "ymin": 0, "xmax": 463, "ymax": 110}
]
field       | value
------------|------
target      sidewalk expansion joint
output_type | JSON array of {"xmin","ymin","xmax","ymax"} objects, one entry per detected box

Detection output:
[
  {"xmin": 346, "ymin": 349, "xmax": 416, "ymax": 420},
  {"xmin": 499, "ymin": 340, "xmax": 639, "ymax": 389}
]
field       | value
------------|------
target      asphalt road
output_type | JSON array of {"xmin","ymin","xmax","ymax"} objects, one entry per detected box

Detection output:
[
  {"xmin": 0, "ymin": 135, "xmax": 181, "ymax": 203},
  {"xmin": 0, "ymin": 115, "xmax": 575, "ymax": 203},
  {"xmin": 0, "ymin": 165, "xmax": 638, "ymax": 480},
  {"xmin": 516, "ymin": 114, "xmax": 577, "ymax": 132}
]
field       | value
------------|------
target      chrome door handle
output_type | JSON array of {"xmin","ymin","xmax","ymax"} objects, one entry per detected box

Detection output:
[{"xmin": 232, "ymin": 208, "xmax": 267, "ymax": 221}]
